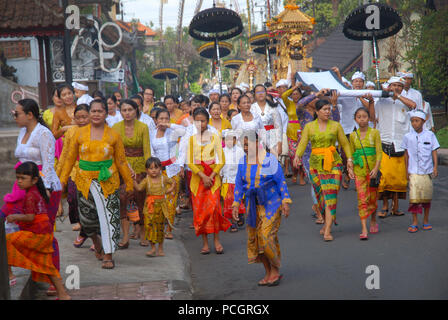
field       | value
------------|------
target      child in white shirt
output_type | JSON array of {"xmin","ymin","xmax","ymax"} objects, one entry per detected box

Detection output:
[
  {"xmin": 402, "ymin": 109, "xmax": 439, "ymax": 233},
  {"xmin": 221, "ymin": 132, "xmax": 246, "ymax": 232}
]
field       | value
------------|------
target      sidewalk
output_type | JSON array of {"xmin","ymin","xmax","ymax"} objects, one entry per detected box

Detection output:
[{"xmin": 9, "ymin": 206, "xmax": 193, "ymax": 300}]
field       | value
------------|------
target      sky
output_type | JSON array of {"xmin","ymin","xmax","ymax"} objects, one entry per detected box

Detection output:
[{"xmin": 121, "ymin": 0, "xmax": 279, "ymax": 30}]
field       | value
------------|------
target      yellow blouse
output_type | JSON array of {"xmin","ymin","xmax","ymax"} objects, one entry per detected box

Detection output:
[
  {"xmin": 59, "ymin": 124, "xmax": 133, "ymax": 199},
  {"xmin": 209, "ymin": 116, "xmax": 232, "ymax": 136},
  {"xmin": 134, "ymin": 175, "xmax": 174, "ymax": 196},
  {"xmin": 296, "ymin": 120, "xmax": 352, "ymax": 172},
  {"xmin": 56, "ymin": 125, "xmax": 80, "ymax": 180},
  {"xmin": 187, "ymin": 132, "xmax": 225, "ymax": 197},
  {"xmin": 282, "ymin": 88, "xmax": 302, "ymax": 141},
  {"xmin": 42, "ymin": 108, "xmax": 54, "ymax": 129},
  {"xmin": 112, "ymin": 120, "xmax": 151, "ymax": 174}
]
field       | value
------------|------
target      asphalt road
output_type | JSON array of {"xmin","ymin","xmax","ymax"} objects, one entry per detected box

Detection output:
[{"xmin": 178, "ymin": 166, "xmax": 448, "ymax": 300}]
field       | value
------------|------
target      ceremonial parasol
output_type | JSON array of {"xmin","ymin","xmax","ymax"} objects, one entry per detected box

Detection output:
[
  {"xmin": 188, "ymin": 2, "xmax": 243, "ymax": 93},
  {"xmin": 343, "ymin": 1, "xmax": 403, "ymax": 88},
  {"xmin": 223, "ymin": 58, "xmax": 245, "ymax": 86},
  {"xmin": 198, "ymin": 42, "xmax": 233, "ymax": 59},
  {"xmin": 250, "ymin": 31, "xmax": 277, "ymax": 82},
  {"xmin": 152, "ymin": 68, "xmax": 179, "ymax": 96}
]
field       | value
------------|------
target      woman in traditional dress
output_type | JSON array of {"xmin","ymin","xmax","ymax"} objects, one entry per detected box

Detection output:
[
  {"xmin": 208, "ymin": 101, "xmax": 232, "ymax": 139},
  {"xmin": 251, "ymin": 84, "xmax": 283, "ymax": 157},
  {"xmin": 187, "ymin": 107, "xmax": 230, "ymax": 254},
  {"xmin": 232, "ymin": 133, "xmax": 291, "ymax": 286},
  {"xmin": 150, "ymin": 109, "xmax": 186, "ymax": 239},
  {"xmin": 51, "ymin": 84, "xmax": 76, "ymax": 141},
  {"xmin": 349, "ymin": 107, "xmax": 382, "ymax": 240},
  {"xmin": 2, "ymin": 99, "xmax": 63, "ymax": 293},
  {"xmin": 42, "ymin": 88, "xmax": 64, "ymax": 128},
  {"xmin": 219, "ymin": 94, "xmax": 232, "ymax": 120},
  {"xmin": 230, "ymin": 95, "xmax": 264, "ymax": 135},
  {"xmin": 106, "ymin": 95, "xmax": 122, "ymax": 127},
  {"xmin": 59, "ymin": 99, "xmax": 133, "ymax": 269},
  {"xmin": 112, "ymin": 99, "xmax": 151, "ymax": 248},
  {"xmin": 281, "ymin": 83, "xmax": 305, "ymax": 184},
  {"xmin": 229, "ymin": 87, "xmax": 242, "ymax": 111},
  {"xmin": 165, "ymin": 95, "xmax": 189, "ymax": 126},
  {"xmin": 294, "ymin": 99, "xmax": 354, "ymax": 241}
]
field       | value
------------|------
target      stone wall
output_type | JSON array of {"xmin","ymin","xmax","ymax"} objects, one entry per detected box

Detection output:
[
  {"xmin": 0, "ymin": 131, "xmax": 19, "ymax": 185},
  {"xmin": 0, "ymin": 76, "xmax": 39, "ymax": 127}
]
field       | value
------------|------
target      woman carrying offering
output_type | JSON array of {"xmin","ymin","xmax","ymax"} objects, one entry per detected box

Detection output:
[
  {"xmin": 294, "ymin": 99, "xmax": 354, "ymax": 241},
  {"xmin": 187, "ymin": 108, "xmax": 230, "ymax": 254},
  {"xmin": 59, "ymin": 99, "xmax": 133, "ymax": 269},
  {"xmin": 112, "ymin": 99, "xmax": 151, "ymax": 248},
  {"xmin": 232, "ymin": 133, "xmax": 291, "ymax": 287}
]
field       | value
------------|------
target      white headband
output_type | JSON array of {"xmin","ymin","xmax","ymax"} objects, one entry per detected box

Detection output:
[
  {"xmin": 388, "ymin": 76, "xmax": 405, "ymax": 85},
  {"xmin": 351, "ymin": 71, "xmax": 365, "ymax": 81},
  {"xmin": 276, "ymin": 79, "xmax": 289, "ymax": 88},
  {"xmin": 409, "ymin": 109, "xmax": 426, "ymax": 121},
  {"xmin": 72, "ymin": 82, "xmax": 89, "ymax": 91}
]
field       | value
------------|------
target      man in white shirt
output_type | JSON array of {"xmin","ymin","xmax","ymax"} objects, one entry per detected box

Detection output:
[
  {"xmin": 398, "ymin": 72, "xmax": 423, "ymax": 110},
  {"xmin": 335, "ymin": 70, "xmax": 375, "ymax": 188},
  {"xmin": 274, "ymin": 79, "xmax": 291, "ymax": 175},
  {"xmin": 375, "ymin": 76, "xmax": 417, "ymax": 218}
]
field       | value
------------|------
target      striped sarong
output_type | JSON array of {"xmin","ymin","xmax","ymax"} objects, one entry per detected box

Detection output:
[
  {"xmin": 77, "ymin": 180, "xmax": 120, "ymax": 254},
  {"xmin": 309, "ymin": 164, "xmax": 343, "ymax": 223}
]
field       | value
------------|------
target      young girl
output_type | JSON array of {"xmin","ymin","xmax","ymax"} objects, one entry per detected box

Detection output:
[
  {"xmin": 6, "ymin": 162, "xmax": 71, "ymax": 300},
  {"xmin": 187, "ymin": 107, "xmax": 230, "ymax": 254},
  {"xmin": 349, "ymin": 107, "xmax": 382, "ymax": 240},
  {"xmin": 221, "ymin": 132, "xmax": 246, "ymax": 232},
  {"xmin": 134, "ymin": 157, "xmax": 176, "ymax": 257}
]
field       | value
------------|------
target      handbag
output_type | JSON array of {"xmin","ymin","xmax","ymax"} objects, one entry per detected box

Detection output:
[{"xmin": 355, "ymin": 130, "xmax": 382, "ymax": 188}]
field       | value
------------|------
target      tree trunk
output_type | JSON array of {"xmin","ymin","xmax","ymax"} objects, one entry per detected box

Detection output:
[{"xmin": 332, "ymin": 0, "xmax": 339, "ymax": 18}]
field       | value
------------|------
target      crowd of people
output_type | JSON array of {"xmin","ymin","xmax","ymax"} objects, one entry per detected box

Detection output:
[{"xmin": 1, "ymin": 66, "xmax": 440, "ymax": 297}]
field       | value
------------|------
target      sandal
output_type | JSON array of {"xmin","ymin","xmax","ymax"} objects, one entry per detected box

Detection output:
[
  {"xmin": 94, "ymin": 248, "xmax": 104, "ymax": 261},
  {"xmin": 139, "ymin": 241, "xmax": 150, "ymax": 247},
  {"xmin": 258, "ymin": 278, "xmax": 270, "ymax": 286},
  {"xmin": 408, "ymin": 225, "xmax": 419, "ymax": 233},
  {"xmin": 267, "ymin": 274, "xmax": 283, "ymax": 287},
  {"xmin": 215, "ymin": 246, "xmax": 224, "ymax": 254},
  {"xmin": 73, "ymin": 235, "xmax": 87, "ymax": 248},
  {"xmin": 391, "ymin": 210, "xmax": 405, "ymax": 216},
  {"xmin": 369, "ymin": 224, "xmax": 379, "ymax": 234},
  {"xmin": 422, "ymin": 224, "xmax": 432, "ymax": 231},
  {"xmin": 46, "ymin": 285, "xmax": 57, "ymax": 296},
  {"xmin": 230, "ymin": 227, "xmax": 238, "ymax": 233},
  {"xmin": 118, "ymin": 242, "xmax": 129, "ymax": 249},
  {"xmin": 377, "ymin": 209, "xmax": 389, "ymax": 219},
  {"xmin": 102, "ymin": 260, "xmax": 115, "ymax": 269},
  {"xmin": 315, "ymin": 218, "xmax": 324, "ymax": 224},
  {"xmin": 200, "ymin": 248, "xmax": 210, "ymax": 255},
  {"xmin": 165, "ymin": 232, "xmax": 173, "ymax": 240},
  {"xmin": 359, "ymin": 233, "xmax": 368, "ymax": 240},
  {"xmin": 9, "ymin": 277, "xmax": 17, "ymax": 287},
  {"xmin": 323, "ymin": 234, "xmax": 334, "ymax": 242},
  {"xmin": 146, "ymin": 251, "xmax": 157, "ymax": 257}
]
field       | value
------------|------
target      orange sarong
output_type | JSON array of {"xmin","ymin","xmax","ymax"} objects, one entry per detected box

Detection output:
[
  {"xmin": 192, "ymin": 180, "xmax": 230, "ymax": 236},
  {"xmin": 6, "ymin": 231, "xmax": 60, "ymax": 284}
]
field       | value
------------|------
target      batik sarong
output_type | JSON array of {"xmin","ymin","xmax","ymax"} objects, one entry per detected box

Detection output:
[
  {"xmin": 309, "ymin": 164, "xmax": 342, "ymax": 222},
  {"xmin": 354, "ymin": 173, "xmax": 378, "ymax": 220},
  {"xmin": 77, "ymin": 180, "xmax": 120, "ymax": 254},
  {"xmin": 247, "ymin": 206, "xmax": 281, "ymax": 268}
]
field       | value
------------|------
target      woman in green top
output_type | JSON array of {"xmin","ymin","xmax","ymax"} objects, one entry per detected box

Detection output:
[
  {"xmin": 348, "ymin": 107, "xmax": 382, "ymax": 240},
  {"xmin": 294, "ymin": 99, "xmax": 354, "ymax": 241},
  {"xmin": 112, "ymin": 99, "xmax": 151, "ymax": 248}
]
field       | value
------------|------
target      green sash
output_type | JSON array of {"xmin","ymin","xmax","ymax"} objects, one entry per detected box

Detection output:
[
  {"xmin": 79, "ymin": 159, "xmax": 113, "ymax": 182},
  {"xmin": 353, "ymin": 147, "xmax": 376, "ymax": 168}
]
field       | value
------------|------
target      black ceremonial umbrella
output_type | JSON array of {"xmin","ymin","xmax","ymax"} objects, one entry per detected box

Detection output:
[
  {"xmin": 152, "ymin": 68, "xmax": 179, "ymax": 96},
  {"xmin": 343, "ymin": 2, "xmax": 402, "ymax": 87},
  {"xmin": 198, "ymin": 42, "xmax": 233, "ymax": 59},
  {"xmin": 223, "ymin": 59, "xmax": 245, "ymax": 70},
  {"xmin": 250, "ymin": 31, "xmax": 277, "ymax": 82},
  {"xmin": 189, "ymin": 3, "xmax": 243, "ymax": 93}
]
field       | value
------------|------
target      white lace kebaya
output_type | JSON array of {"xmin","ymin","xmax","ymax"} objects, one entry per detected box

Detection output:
[{"xmin": 15, "ymin": 123, "xmax": 62, "ymax": 191}]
